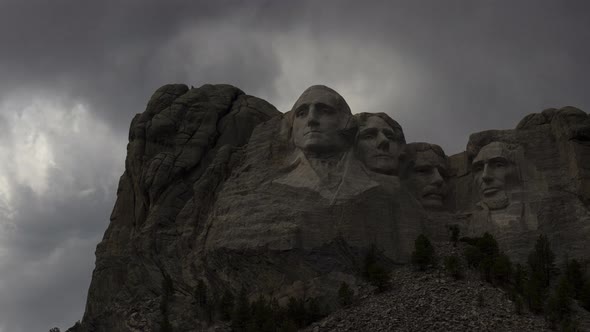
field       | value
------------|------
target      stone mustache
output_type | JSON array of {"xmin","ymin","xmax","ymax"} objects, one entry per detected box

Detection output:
[{"xmin": 79, "ymin": 83, "xmax": 590, "ymax": 331}]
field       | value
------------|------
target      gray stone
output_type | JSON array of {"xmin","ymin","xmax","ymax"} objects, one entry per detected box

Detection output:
[
  {"xmin": 76, "ymin": 84, "xmax": 590, "ymax": 331},
  {"xmin": 451, "ymin": 107, "xmax": 590, "ymax": 262}
]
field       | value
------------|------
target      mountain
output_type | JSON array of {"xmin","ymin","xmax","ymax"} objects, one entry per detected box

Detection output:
[{"xmin": 70, "ymin": 84, "xmax": 590, "ymax": 331}]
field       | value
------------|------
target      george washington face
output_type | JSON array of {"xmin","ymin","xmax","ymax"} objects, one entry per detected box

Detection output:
[{"xmin": 291, "ymin": 86, "xmax": 351, "ymax": 154}]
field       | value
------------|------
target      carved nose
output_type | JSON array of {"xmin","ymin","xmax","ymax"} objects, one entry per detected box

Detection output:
[
  {"xmin": 377, "ymin": 133, "xmax": 390, "ymax": 151},
  {"xmin": 481, "ymin": 164, "xmax": 493, "ymax": 182},
  {"xmin": 432, "ymin": 168, "xmax": 444, "ymax": 186},
  {"xmin": 307, "ymin": 105, "xmax": 320, "ymax": 127}
]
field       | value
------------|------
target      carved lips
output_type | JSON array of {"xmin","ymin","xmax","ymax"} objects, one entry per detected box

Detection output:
[
  {"xmin": 421, "ymin": 186, "xmax": 445, "ymax": 206},
  {"xmin": 373, "ymin": 153, "xmax": 395, "ymax": 159},
  {"xmin": 482, "ymin": 187, "xmax": 501, "ymax": 196},
  {"xmin": 304, "ymin": 130, "xmax": 323, "ymax": 136}
]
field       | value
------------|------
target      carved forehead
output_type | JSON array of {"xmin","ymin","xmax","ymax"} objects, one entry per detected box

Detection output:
[
  {"xmin": 355, "ymin": 112, "xmax": 406, "ymax": 143},
  {"xmin": 415, "ymin": 149, "xmax": 448, "ymax": 168},
  {"xmin": 292, "ymin": 85, "xmax": 351, "ymax": 115},
  {"xmin": 359, "ymin": 116, "xmax": 391, "ymax": 130},
  {"xmin": 555, "ymin": 106, "xmax": 587, "ymax": 120},
  {"xmin": 473, "ymin": 142, "xmax": 512, "ymax": 163},
  {"xmin": 405, "ymin": 142, "xmax": 446, "ymax": 161}
]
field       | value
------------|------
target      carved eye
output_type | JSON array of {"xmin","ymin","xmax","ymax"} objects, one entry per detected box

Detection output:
[
  {"xmin": 384, "ymin": 131, "xmax": 396, "ymax": 140},
  {"xmin": 472, "ymin": 163, "xmax": 483, "ymax": 172},
  {"xmin": 360, "ymin": 129, "xmax": 378, "ymax": 139},
  {"xmin": 321, "ymin": 106, "xmax": 336, "ymax": 115},
  {"xmin": 414, "ymin": 166, "xmax": 431, "ymax": 174},
  {"xmin": 493, "ymin": 161, "xmax": 506, "ymax": 168},
  {"xmin": 295, "ymin": 108, "xmax": 308, "ymax": 118},
  {"xmin": 437, "ymin": 167, "xmax": 449, "ymax": 179}
]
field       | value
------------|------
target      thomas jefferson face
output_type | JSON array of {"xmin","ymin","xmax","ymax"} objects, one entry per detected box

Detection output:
[
  {"xmin": 407, "ymin": 149, "xmax": 449, "ymax": 209},
  {"xmin": 292, "ymin": 87, "xmax": 350, "ymax": 154},
  {"xmin": 472, "ymin": 142, "xmax": 516, "ymax": 210},
  {"xmin": 356, "ymin": 116, "xmax": 403, "ymax": 175}
]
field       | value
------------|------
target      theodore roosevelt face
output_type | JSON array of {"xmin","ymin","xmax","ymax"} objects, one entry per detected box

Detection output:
[{"xmin": 408, "ymin": 149, "xmax": 449, "ymax": 209}]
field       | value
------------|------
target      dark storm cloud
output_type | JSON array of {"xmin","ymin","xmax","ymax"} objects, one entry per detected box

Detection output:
[
  {"xmin": 270, "ymin": 0, "xmax": 590, "ymax": 153},
  {"xmin": 1, "ymin": 1, "xmax": 590, "ymax": 331},
  {"xmin": 0, "ymin": 182, "xmax": 112, "ymax": 332},
  {"xmin": 1, "ymin": 1, "xmax": 589, "ymax": 147},
  {"xmin": 0, "ymin": 0, "xmax": 288, "ymax": 134}
]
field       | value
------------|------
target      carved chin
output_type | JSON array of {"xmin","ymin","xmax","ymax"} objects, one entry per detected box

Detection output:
[
  {"xmin": 301, "ymin": 141, "xmax": 344, "ymax": 153},
  {"xmin": 367, "ymin": 158, "xmax": 397, "ymax": 175},
  {"xmin": 421, "ymin": 194, "xmax": 444, "ymax": 209},
  {"xmin": 481, "ymin": 192, "xmax": 509, "ymax": 210}
]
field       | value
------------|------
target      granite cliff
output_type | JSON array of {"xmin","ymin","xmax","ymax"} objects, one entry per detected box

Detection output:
[{"xmin": 72, "ymin": 84, "xmax": 590, "ymax": 331}]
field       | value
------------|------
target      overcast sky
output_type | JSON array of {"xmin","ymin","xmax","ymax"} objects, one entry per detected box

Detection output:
[{"xmin": 1, "ymin": 1, "xmax": 589, "ymax": 331}]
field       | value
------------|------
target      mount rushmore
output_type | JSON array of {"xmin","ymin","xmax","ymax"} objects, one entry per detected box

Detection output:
[{"xmin": 76, "ymin": 83, "xmax": 590, "ymax": 331}]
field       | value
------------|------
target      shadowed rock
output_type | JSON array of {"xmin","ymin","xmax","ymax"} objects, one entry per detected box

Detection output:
[{"xmin": 76, "ymin": 84, "xmax": 590, "ymax": 331}]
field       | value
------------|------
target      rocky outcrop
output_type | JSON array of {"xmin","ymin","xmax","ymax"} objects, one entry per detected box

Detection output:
[
  {"xmin": 77, "ymin": 84, "xmax": 590, "ymax": 331},
  {"xmin": 81, "ymin": 84, "xmax": 280, "ymax": 331},
  {"xmin": 303, "ymin": 243, "xmax": 590, "ymax": 332},
  {"xmin": 449, "ymin": 106, "xmax": 590, "ymax": 262}
]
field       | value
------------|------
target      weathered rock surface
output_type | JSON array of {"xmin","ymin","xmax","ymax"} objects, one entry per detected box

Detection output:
[
  {"xmin": 302, "ymin": 244, "xmax": 560, "ymax": 332},
  {"xmin": 81, "ymin": 84, "xmax": 281, "ymax": 331},
  {"xmin": 450, "ymin": 106, "xmax": 590, "ymax": 263},
  {"xmin": 74, "ymin": 84, "xmax": 590, "ymax": 331}
]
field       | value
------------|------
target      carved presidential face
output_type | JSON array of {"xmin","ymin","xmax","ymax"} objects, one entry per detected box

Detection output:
[
  {"xmin": 292, "ymin": 87, "xmax": 351, "ymax": 154},
  {"xmin": 407, "ymin": 149, "xmax": 449, "ymax": 209},
  {"xmin": 472, "ymin": 142, "xmax": 516, "ymax": 210},
  {"xmin": 553, "ymin": 107, "xmax": 590, "ymax": 140},
  {"xmin": 356, "ymin": 116, "xmax": 404, "ymax": 175}
]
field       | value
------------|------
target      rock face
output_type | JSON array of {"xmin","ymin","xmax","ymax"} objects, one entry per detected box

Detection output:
[
  {"xmin": 77, "ymin": 84, "xmax": 590, "ymax": 331},
  {"xmin": 303, "ymin": 243, "xmax": 554, "ymax": 332},
  {"xmin": 450, "ymin": 106, "xmax": 590, "ymax": 262}
]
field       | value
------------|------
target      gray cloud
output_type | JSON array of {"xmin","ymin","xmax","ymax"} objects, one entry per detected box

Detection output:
[
  {"xmin": 1, "ymin": 1, "xmax": 589, "ymax": 330},
  {"xmin": 0, "ymin": 183, "xmax": 111, "ymax": 332},
  {"xmin": 0, "ymin": 0, "xmax": 285, "ymax": 134}
]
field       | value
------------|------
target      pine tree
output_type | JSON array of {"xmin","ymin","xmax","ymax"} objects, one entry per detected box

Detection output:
[
  {"xmin": 368, "ymin": 264, "xmax": 391, "ymax": 292},
  {"xmin": 362, "ymin": 244, "xmax": 379, "ymax": 279},
  {"xmin": 524, "ymin": 273, "xmax": 545, "ymax": 314},
  {"xmin": 160, "ymin": 275, "xmax": 174, "ymax": 332},
  {"xmin": 338, "ymin": 282, "xmax": 354, "ymax": 307},
  {"xmin": 581, "ymin": 280, "xmax": 590, "ymax": 311},
  {"xmin": 195, "ymin": 279, "xmax": 211, "ymax": 322},
  {"xmin": 464, "ymin": 245, "xmax": 483, "ymax": 268},
  {"xmin": 196, "ymin": 279, "xmax": 208, "ymax": 307},
  {"xmin": 528, "ymin": 234, "xmax": 555, "ymax": 288},
  {"xmin": 491, "ymin": 253, "xmax": 513, "ymax": 285},
  {"xmin": 306, "ymin": 297, "xmax": 323, "ymax": 324},
  {"xmin": 249, "ymin": 295, "xmax": 274, "ymax": 332},
  {"xmin": 477, "ymin": 233, "xmax": 500, "ymax": 282},
  {"xmin": 362, "ymin": 244, "xmax": 391, "ymax": 291},
  {"xmin": 524, "ymin": 234, "xmax": 556, "ymax": 314},
  {"xmin": 286, "ymin": 297, "xmax": 306, "ymax": 328},
  {"xmin": 444, "ymin": 255, "xmax": 463, "ymax": 280},
  {"xmin": 545, "ymin": 275, "xmax": 573, "ymax": 329},
  {"xmin": 219, "ymin": 289, "xmax": 235, "ymax": 321},
  {"xmin": 514, "ymin": 294, "xmax": 524, "ymax": 315},
  {"xmin": 513, "ymin": 263, "xmax": 527, "ymax": 295},
  {"xmin": 448, "ymin": 224, "xmax": 460, "ymax": 246},
  {"xmin": 564, "ymin": 258, "xmax": 585, "ymax": 297},
  {"xmin": 412, "ymin": 234, "xmax": 435, "ymax": 270},
  {"xmin": 232, "ymin": 288, "xmax": 250, "ymax": 331}
]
